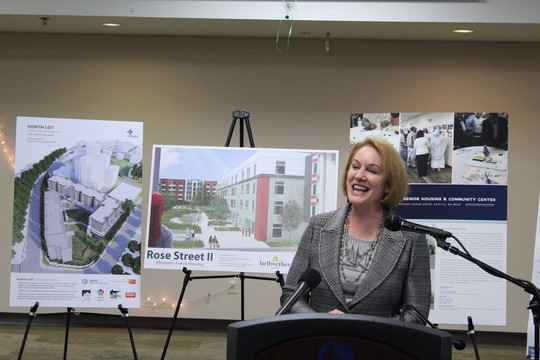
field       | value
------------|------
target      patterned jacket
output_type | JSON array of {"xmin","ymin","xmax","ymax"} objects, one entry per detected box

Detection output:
[{"xmin": 280, "ymin": 204, "xmax": 431, "ymax": 324}]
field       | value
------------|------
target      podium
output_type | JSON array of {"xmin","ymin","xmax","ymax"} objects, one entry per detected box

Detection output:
[{"xmin": 227, "ymin": 313, "xmax": 452, "ymax": 360}]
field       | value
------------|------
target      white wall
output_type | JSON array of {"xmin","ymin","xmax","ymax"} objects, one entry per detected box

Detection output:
[{"xmin": 1, "ymin": 32, "xmax": 539, "ymax": 333}]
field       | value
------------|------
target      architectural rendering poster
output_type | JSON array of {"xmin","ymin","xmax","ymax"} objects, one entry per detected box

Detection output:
[
  {"xmin": 144, "ymin": 145, "xmax": 338, "ymax": 273},
  {"xmin": 350, "ymin": 113, "xmax": 508, "ymax": 326},
  {"xmin": 11, "ymin": 117, "xmax": 143, "ymax": 308}
]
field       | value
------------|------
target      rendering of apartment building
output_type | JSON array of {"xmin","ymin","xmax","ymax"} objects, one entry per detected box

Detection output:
[
  {"xmin": 159, "ymin": 178, "xmax": 217, "ymax": 204},
  {"xmin": 45, "ymin": 141, "xmax": 142, "ymax": 258},
  {"xmin": 217, "ymin": 151, "xmax": 337, "ymax": 242}
]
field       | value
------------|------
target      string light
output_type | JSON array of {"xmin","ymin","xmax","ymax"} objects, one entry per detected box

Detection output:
[{"xmin": 0, "ymin": 120, "xmax": 14, "ymax": 169}]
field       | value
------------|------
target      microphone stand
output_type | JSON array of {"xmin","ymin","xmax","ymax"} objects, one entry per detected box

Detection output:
[
  {"xmin": 467, "ymin": 316, "xmax": 481, "ymax": 360},
  {"xmin": 400, "ymin": 304, "xmax": 466, "ymax": 351},
  {"xmin": 434, "ymin": 234, "xmax": 540, "ymax": 360}
]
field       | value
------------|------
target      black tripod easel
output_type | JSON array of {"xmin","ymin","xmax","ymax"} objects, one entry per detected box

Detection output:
[
  {"xmin": 160, "ymin": 110, "xmax": 285, "ymax": 359},
  {"xmin": 17, "ymin": 303, "xmax": 139, "ymax": 360},
  {"xmin": 434, "ymin": 234, "xmax": 540, "ymax": 360},
  {"xmin": 225, "ymin": 110, "xmax": 255, "ymax": 147},
  {"xmin": 161, "ymin": 268, "xmax": 284, "ymax": 359},
  {"xmin": 18, "ymin": 303, "xmax": 80, "ymax": 360}
]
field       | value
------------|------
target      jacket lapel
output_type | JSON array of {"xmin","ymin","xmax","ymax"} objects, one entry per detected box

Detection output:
[
  {"xmin": 349, "ymin": 225, "xmax": 406, "ymax": 306},
  {"xmin": 318, "ymin": 205, "xmax": 350, "ymax": 310}
]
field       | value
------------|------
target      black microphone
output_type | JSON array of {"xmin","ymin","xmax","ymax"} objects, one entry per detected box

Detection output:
[
  {"xmin": 385, "ymin": 213, "xmax": 453, "ymax": 238},
  {"xmin": 276, "ymin": 268, "xmax": 321, "ymax": 316}
]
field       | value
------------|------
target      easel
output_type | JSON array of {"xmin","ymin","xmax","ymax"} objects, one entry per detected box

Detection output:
[
  {"xmin": 17, "ymin": 303, "xmax": 138, "ymax": 360},
  {"xmin": 225, "ymin": 110, "xmax": 255, "ymax": 147},
  {"xmin": 160, "ymin": 111, "xmax": 285, "ymax": 359}
]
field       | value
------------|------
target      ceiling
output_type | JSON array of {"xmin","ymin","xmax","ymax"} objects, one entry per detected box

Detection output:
[{"xmin": 1, "ymin": 0, "xmax": 540, "ymax": 42}]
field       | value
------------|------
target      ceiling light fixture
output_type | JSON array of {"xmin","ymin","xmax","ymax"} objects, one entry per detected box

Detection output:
[
  {"xmin": 452, "ymin": 29, "xmax": 475, "ymax": 34},
  {"xmin": 100, "ymin": 22, "xmax": 123, "ymax": 27}
]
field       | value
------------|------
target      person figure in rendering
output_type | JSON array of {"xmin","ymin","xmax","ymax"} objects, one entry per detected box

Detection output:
[
  {"xmin": 279, "ymin": 138, "xmax": 431, "ymax": 324},
  {"xmin": 148, "ymin": 192, "xmax": 173, "ymax": 248}
]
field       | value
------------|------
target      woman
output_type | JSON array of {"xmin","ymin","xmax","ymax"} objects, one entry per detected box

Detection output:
[
  {"xmin": 148, "ymin": 192, "xmax": 173, "ymax": 248},
  {"xmin": 414, "ymin": 130, "xmax": 430, "ymax": 177},
  {"xmin": 280, "ymin": 138, "xmax": 431, "ymax": 324}
]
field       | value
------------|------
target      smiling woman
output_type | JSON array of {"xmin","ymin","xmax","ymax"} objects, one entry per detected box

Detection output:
[{"xmin": 280, "ymin": 137, "xmax": 431, "ymax": 324}]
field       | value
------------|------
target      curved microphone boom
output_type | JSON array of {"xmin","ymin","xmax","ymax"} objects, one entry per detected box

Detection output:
[
  {"xmin": 384, "ymin": 214, "xmax": 453, "ymax": 239},
  {"xmin": 276, "ymin": 268, "xmax": 321, "ymax": 316}
]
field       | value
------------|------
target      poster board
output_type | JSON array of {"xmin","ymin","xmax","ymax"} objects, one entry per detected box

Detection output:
[
  {"xmin": 144, "ymin": 145, "xmax": 338, "ymax": 274},
  {"xmin": 350, "ymin": 112, "xmax": 508, "ymax": 326},
  {"xmin": 10, "ymin": 117, "xmax": 143, "ymax": 308}
]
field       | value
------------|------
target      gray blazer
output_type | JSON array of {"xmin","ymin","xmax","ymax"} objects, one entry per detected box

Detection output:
[{"xmin": 280, "ymin": 204, "xmax": 431, "ymax": 324}]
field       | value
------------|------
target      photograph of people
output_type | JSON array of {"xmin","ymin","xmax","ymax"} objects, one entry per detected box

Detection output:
[
  {"xmin": 148, "ymin": 192, "xmax": 173, "ymax": 248},
  {"xmin": 350, "ymin": 113, "xmax": 400, "ymax": 150},
  {"xmin": 400, "ymin": 113, "xmax": 453, "ymax": 184},
  {"xmin": 279, "ymin": 137, "xmax": 431, "ymax": 324},
  {"xmin": 452, "ymin": 112, "xmax": 508, "ymax": 185}
]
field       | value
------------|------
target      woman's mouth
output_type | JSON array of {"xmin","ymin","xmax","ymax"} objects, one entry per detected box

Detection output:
[{"xmin": 352, "ymin": 184, "xmax": 368, "ymax": 192}]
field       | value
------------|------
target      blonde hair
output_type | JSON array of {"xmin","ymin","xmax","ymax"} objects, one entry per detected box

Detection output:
[{"xmin": 341, "ymin": 138, "xmax": 408, "ymax": 209}]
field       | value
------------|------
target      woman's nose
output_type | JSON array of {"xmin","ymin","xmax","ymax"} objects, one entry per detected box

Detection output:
[{"xmin": 354, "ymin": 168, "xmax": 366, "ymax": 179}]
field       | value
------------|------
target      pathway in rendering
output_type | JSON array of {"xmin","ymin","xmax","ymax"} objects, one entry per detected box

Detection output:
[{"xmin": 196, "ymin": 212, "xmax": 269, "ymax": 249}]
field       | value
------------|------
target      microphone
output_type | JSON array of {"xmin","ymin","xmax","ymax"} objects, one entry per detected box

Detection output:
[
  {"xmin": 276, "ymin": 268, "xmax": 321, "ymax": 316},
  {"xmin": 400, "ymin": 304, "xmax": 466, "ymax": 350},
  {"xmin": 384, "ymin": 214, "xmax": 453, "ymax": 239}
]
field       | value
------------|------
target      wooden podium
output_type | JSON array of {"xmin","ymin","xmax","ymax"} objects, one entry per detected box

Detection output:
[{"xmin": 227, "ymin": 313, "xmax": 452, "ymax": 360}]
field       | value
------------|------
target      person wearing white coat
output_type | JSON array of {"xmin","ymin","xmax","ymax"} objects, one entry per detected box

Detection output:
[{"xmin": 430, "ymin": 128, "xmax": 448, "ymax": 172}]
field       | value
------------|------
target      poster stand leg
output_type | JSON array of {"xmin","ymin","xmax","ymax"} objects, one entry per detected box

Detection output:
[
  {"xmin": 17, "ymin": 301, "xmax": 39, "ymax": 360},
  {"xmin": 63, "ymin": 307, "xmax": 79, "ymax": 360},
  {"xmin": 238, "ymin": 272, "xmax": 284, "ymax": 320},
  {"xmin": 118, "ymin": 305, "xmax": 138, "ymax": 360},
  {"xmin": 161, "ymin": 267, "xmax": 192, "ymax": 360},
  {"xmin": 160, "ymin": 268, "xmax": 283, "ymax": 359}
]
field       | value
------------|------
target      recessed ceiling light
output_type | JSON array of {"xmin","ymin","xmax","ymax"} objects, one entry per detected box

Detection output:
[
  {"xmin": 100, "ymin": 23, "xmax": 123, "ymax": 27},
  {"xmin": 452, "ymin": 29, "xmax": 475, "ymax": 34}
]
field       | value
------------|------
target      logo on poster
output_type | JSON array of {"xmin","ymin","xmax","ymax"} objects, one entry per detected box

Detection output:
[
  {"xmin": 125, "ymin": 292, "xmax": 136, "ymax": 298},
  {"xmin": 259, "ymin": 256, "xmax": 291, "ymax": 268},
  {"xmin": 110, "ymin": 290, "xmax": 121, "ymax": 299},
  {"xmin": 127, "ymin": 129, "xmax": 139, "ymax": 138}
]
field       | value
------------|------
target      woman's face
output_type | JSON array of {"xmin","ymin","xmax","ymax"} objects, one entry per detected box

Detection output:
[{"xmin": 346, "ymin": 145, "xmax": 389, "ymax": 210}]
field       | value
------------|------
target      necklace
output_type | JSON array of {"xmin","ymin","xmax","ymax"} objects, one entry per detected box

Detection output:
[{"xmin": 340, "ymin": 208, "xmax": 385, "ymax": 283}]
